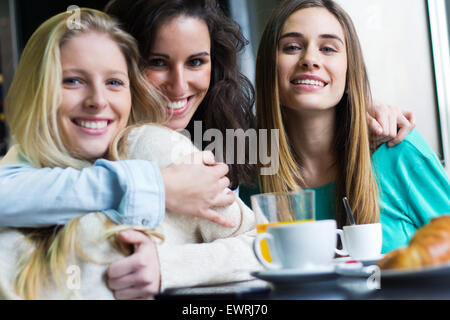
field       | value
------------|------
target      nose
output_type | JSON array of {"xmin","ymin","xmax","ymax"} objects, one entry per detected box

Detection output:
[
  {"xmin": 299, "ymin": 46, "xmax": 320, "ymax": 70},
  {"xmin": 84, "ymin": 84, "xmax": 107, "ymax": 111},
  {"xmin": 165, "ymin": 65, "xmax": 188, "ymax": 97}
]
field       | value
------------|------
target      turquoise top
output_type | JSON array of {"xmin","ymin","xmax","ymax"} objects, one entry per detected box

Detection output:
[{"xmin": 239, "ymin": 130, "xmax": 450, "ymax": 253}]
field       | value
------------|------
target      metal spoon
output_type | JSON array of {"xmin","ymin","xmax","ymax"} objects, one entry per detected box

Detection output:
[{"xmin": 342, "ymin": 197, "xmax": 356, "ymax": 225}]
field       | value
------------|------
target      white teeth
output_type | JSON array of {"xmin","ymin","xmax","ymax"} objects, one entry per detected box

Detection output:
[
  {"xmin": 77, "ymin": 120, "xmax": 108, "ymax": 129},
  {"xmin": 167, "ymin": 99, "xmax": 188, "ymax": 110},
  {"xmin": 293, "ymin": 79, "xmax": 325, "ymax": 87}
]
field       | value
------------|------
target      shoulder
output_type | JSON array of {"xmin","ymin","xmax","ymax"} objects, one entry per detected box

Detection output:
[
  {"xmin": 126, "ymin": 124, "xmax": 198, "ymax": 168},
  {"xmin": 373, "ymin": 129, "xmax": 443, "ymax": 169}
]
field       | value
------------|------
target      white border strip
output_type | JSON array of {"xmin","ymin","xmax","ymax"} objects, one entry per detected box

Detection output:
[{"xmin": 428, "ymin": 0, "xmax": 450, "ymax": 174}]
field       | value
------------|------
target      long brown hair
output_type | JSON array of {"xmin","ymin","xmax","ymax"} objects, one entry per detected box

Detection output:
[
  {"xmin": 255, "ymin": 0, "xmax": 379, "ymax": 228},
  {"xmin": 104, "ymin": 0, "xmax": 257, "ymax": 188}
]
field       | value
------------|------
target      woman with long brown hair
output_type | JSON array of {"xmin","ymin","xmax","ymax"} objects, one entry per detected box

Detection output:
[{"xmin": 240, "ymin": 0, "xmax": 450, "ymax": 253}]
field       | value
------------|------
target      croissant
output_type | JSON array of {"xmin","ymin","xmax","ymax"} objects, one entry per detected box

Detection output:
[{"xmin": 377, "ymin": 216, "xmax": 450, "ymax": 270}]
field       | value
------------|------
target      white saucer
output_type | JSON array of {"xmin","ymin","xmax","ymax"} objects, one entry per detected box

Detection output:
[
  {"xmin": 334, "ymin": 254, "xmax": 385, "ymax": 266},
  {"xmin": 251, "ymin": 266, "xmax": 337, "ymax": 285}
]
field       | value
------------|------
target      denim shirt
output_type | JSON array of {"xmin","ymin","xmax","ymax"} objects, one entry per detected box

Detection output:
[{"xmin": 0, "ymin": 148, "xmax": 165, "ymax": 228}]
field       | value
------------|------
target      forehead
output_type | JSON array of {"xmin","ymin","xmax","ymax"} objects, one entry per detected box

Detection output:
[
  {"xmin": 281, "ymin": 7, "xmax": 345, "ymax": 41},
  {"xmin": 152, "ymin": 15, "xmax": 210, "ymax": 49},
  {"xmin": 60, "ymin": 32, "xmax": 127, "ymax": 69}
]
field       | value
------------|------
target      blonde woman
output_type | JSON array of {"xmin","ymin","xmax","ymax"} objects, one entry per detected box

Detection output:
[
  {"xmin": 240, "ymin": 0, "xmax": 450, "ymax": 253},
  {"xmin": 0, "ymin": 7, "xmax": 168, "ymax": 299},
  {"xmin": 0, "ymin": 8, "xmax": 261, "ymax": 299}
]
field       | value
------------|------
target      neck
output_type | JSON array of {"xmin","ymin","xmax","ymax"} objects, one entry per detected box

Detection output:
[{"xmin": 283, "ymin": 107, "xmax": 338, "ymax": 188}]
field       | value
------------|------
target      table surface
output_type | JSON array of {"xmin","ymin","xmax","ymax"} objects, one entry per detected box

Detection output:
[{"xmin": 156, "ymin": 263, "xmax": 450, "ymax": 300}]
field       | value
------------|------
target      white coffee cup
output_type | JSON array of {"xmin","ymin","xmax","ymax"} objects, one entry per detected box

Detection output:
[
  {"xmin": 335, "ymin": 223, "xmax": 382, "ymax": 260},
  {"xmin": 253, "ymin": 220, "xmax": 338, "ymax": 271}
]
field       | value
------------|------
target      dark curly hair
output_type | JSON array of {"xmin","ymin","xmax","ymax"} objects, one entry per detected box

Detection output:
[{"xmin": 105, "ymin": 0, "xmax": 257, "ymax": 189}]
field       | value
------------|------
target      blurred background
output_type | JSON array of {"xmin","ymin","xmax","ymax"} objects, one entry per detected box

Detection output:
[{"xmin": 0, "ymin": 0, "xmax": 449, "ymax": 176}]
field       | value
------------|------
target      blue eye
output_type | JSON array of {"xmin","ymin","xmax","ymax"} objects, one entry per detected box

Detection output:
[
  {"xmin": 283, "ymin": 44, "xmax": 302, "ymax": 53},
  {"xmin": 321, "ymin": 47, "xmax": 337, "ymax": 53},
  {"xmin": 107, "ymin": 79, "xmax": 124, "ymax": 86},
  {"xmin": 63, "ymin": 77, "xmax": 81, "ymax": 86}
]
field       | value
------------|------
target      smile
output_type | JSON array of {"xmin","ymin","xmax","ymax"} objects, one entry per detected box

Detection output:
[
  {"xmin": 167, "ymin": 99, "xmax": 188, "ymax": 110},
  {"xmin": 291, "ymin": 79, "xmax": 326, "ymax": 87},
  {"xmin": 74, "ymin": 119, "xmax": 110, "ymax": 130},
  {"xmin": 166, "ymin": 96, "xmax": 192, "ymax": 115}
]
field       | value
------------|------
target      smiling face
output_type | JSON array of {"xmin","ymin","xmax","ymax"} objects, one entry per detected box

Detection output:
[
  {"xmin": 58, "ymin": 32, "xmax": 131, "ymax": 160},
  {"xmin": 144, "ymin": 15, "xmax": 211, "ymax": 130},
  {"xmin": 277, "ymin": 7, "xmax": 348, "ymax": 114}
]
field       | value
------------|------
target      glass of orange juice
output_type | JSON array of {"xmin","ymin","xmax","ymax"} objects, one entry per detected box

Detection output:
[{"xmin": 251, "ymin": 190, "xmax": 315, "ymax": 262}]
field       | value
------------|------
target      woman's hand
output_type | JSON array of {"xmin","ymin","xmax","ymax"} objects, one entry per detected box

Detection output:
[
  {"xmin": 107, "ymin": 230, "xmax": 161, "ymax": 300},
  {"xmin": 161, "ymin": 151, "xmax": 236, "ymax": 228},
  {"xmin": 367, "ymin": 101, "xmax": 416, "ymax": 150}
]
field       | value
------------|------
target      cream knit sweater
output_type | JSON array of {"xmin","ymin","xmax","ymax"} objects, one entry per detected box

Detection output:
[
  {"xmin": 0, "ymin": 125, "xmax": 264, "ymax": 299},
  {"xmin": 126, "ymin": 125, "xmax": 264, "ymax": 291}
]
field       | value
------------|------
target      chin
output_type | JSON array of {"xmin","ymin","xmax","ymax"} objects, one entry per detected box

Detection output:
[
  {"xmin": 166, "ymin": 118, "xmax": 190, "ymax": 131},
  {"xmin": 284, "ymin": 98, "xmax": 339, "ymax": 112},
  {"xmin": 75, "ymin": 145, "xmax": 109, "ymax": 160}
]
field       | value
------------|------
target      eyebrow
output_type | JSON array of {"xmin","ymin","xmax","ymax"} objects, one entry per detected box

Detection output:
[
  {"xmin": 62, "ymin": 68, "xmax": 128, "ymax": 77},
  {"xmin": 148, "ymin": 51, "xmax": 210, "ymax": 59},
  {"xmin": 280, "ymin": 32, "xmax": 344, "ymax": 45}
]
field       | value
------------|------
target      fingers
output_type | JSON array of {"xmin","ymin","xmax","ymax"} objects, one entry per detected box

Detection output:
[
  {"xmin": 368, "ymin": 102, "xmax": 416, "ymax": 149},
  {"xmin": 107, "ymin": 234, "xmax": 161, "ymax": 300},
  {"xmin": 181, "ymin": 151, "xmax": 216, "ymax": 165},
  {"xmin": 210, "ymin": 162, "xmax": 229, "ymax": 179},
  {"xmin": 402, "ymin": 110, "xmax": 416, "ymax": 128},
  {"xmin": 107, "ymin": 251, "xmax": 141, "ymax": 279},
  {"xmin": 117, "ymin": 230, "xmax": 151, "ymax": 250},
  {"xmin": 108, "ymin": 267, "xmax": 156, "ymax": 291},
  {"xmin": 107, "ymin": 231, "xmax": 152, "ymax": 278},
  {"xmin": 388, "ymin": 108, "xmax": 398, "ymax": 139},
  {"xmin": 201, "ymin": 151, "xmax": 216, "ymax": 165},
  {"xmin": 218, "ymin": 176, "xmax": 231, "ymax": 190},
  {"xmin": 367, "ymin": 113, "xmax": 383, "ymax": 135},
  {"xmin": 387, "ymin": 114, "xmax": 411, "ymax": 147},
  {"xmin": 374, "ymin": 108, "xmax": 388, "ymax": 137},
  {"xmin": 113, "ymin": 284, "xmax": 157, "ymax": 300}
]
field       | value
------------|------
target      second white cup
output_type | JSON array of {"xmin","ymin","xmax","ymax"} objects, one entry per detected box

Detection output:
[{"xmin": 335, "ymin": 223, "xmax": 382, "ymax": 260}]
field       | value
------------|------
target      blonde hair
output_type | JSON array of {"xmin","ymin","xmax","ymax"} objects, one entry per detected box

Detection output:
[
  {"xmin": 5, "ymin": 9, "xmax": 166, "ymax": 299},
  {"xmin": 5, "ymin": 8, "xmax": 166, "ymax": 170},
  {"xmin": 255, "ymin": 0, "xmax": 379, "ymax": 227}
]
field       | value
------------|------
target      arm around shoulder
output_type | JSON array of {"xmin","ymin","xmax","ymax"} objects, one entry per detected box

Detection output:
[{"xmin": 0, "ymin": 158, "xmax": 165, "ymax": 228}]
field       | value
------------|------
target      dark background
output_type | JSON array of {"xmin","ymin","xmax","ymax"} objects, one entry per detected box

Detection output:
[
  {"xmin": 15, "ymin": 0, "xmax": 230, "ymax": 52},
  {"xmin": 15, "ymin": 0, "xmax": 110, "ymax": 52}
]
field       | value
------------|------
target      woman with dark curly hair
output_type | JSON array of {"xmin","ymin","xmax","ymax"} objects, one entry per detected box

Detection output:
[{"xmin": 105, "ymin": 0, "xmax": 257, "ymax": 189}]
